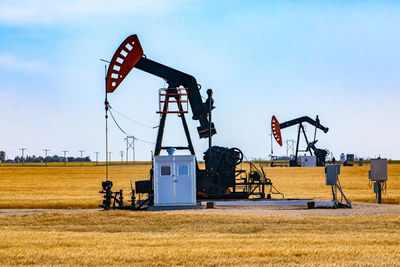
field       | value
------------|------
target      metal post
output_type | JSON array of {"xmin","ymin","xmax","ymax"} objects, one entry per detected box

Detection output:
[
  {"xmin": 79, "ymin": 150, "xmax": 84, "ymax": 166},
  {"xmin": 300, "ymin": 125, "xmax": 312, "ymax": 156},
  {"xmin": 62, "ymin": 151, "xmax": 68, "ymax": 166},
  {"xmin": 269, "ymin": 133, "xmax": 273, "ymax": 155},
  {"xmin": 19, "ymin": 148, "xmax": 26, "ymax": 166},
  {"xmin": 313, "ymin": 115, "xmax": 319, "ymax": 142},
  {"xmin": 376, "ymin": 181, "xmax": 382, "ymax": 204},
  {"xmin": 207, "ymin": 89, "xmax": 213, "ymax": 166},
  {"xmin": 126, "ymin": 138, "xmax": 128, "ymax": 163},
  {"xmin": 133, "ymin": 139, "xmax": 135, "ymax": 163},
  {"xmin": 105, "ymin": 64, "xmax": 109, "ymax": 181},
  {"xmin": 43, "ymin": 149, "xmax": 50, "ymax": 166},
  {"xmin": 208, "ymin": 98, "xmax": 212, "ymax": 150},
  {"xmin": 154, "ymin": 93, "xmax": 170, "ymax": 156},
  {"xmin": 94, "ymin": 152, "xmax": 99, "ymax": 166},
  {"xmin": 294, "ymin": 125, "xmax": 301, "ymax": 165}
]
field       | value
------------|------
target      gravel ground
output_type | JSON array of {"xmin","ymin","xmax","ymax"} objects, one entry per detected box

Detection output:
[
  {"xmin": 0, "ymin": 208, "xmax": 99, "ymax": 217},
  {"xmin": 1, "ymin": 202, "xmax": 399, "ymax": 217},
  {"xmin": 167, "ymin": 202, "xmax": 400, "ymax": 216}
]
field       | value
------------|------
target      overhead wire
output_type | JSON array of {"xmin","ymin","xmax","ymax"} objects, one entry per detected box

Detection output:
[
  {"xmin": 108, "ymin": 105, "xmax": 158, "ymax": 129},
  {"xmin": 108, "ymin": 106, "xmax": 155, "ymax": 145},
  {"xmin": 108, "ymin": 109, "xmax": 127, "ymax": 135},
  {"xmin": 135, "ymin": 138, "xmax": 155, "ymax": 144}
]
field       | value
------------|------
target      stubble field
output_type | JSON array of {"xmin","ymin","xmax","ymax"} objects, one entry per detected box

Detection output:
[
  {"xmin": 1, "ymin": 162, "xmax": 399, "ymax": 209},
  {"xmin": 0, "ymin": 211, "xmax": 399, "ymax": 266},
  {"xmin": 0, "ymin": 162, "xmax": 399, "ymax": 266}
]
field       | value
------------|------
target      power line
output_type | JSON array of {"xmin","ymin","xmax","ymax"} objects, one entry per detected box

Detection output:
[
  {"xmin": 108, "ymin": 105, "xmax": 158, "ymax": 129},
  {"xmin": 109, "ymin": 108, "xmax": 155, "ymax": 145},
  {"xmin": 136, "ymin": 137, "xmax": 155, "ymax": 144},
  {"xmin": 109, "ymin": 109, "xmax": 127, "ymax": 135}
]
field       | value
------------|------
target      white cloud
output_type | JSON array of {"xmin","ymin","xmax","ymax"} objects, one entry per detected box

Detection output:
[
  {"xmin": 0, "ymin": 0, "xmax": 186, "ymax": 25},
  {"xmin": 0, "ymin": 53, "xmax": 47, "ymax": 72}
]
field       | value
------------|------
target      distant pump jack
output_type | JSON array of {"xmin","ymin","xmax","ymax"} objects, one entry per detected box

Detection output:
[{"xmin": 271, "ymin": 115, "xmax": 329, "ymax": 167}]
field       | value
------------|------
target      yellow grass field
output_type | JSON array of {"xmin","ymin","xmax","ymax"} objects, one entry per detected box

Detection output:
[
  {"xmin": 0, "ymin": 162, "xmax": 399, "ymax": 208},
  {"xmin": 0, "ymin": 163, "xmax": 399, "ymax": 266},
  {"xmin": 0, "ymin": 212, "xmax": 399, "ymax": 266}
]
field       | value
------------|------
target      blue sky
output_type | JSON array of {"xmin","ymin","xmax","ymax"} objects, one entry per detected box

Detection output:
[{"xmin": 0, "ymin": 0, "xmax": 399, "ymax": 161}]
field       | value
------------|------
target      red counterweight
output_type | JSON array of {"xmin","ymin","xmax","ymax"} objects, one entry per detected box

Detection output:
[
  {"xmin": 106, "ymin": 35, "xmax": 144, "ymax": 93},
  {"xmin": 271, "ymin": 115, "xmax": 283, "ymax": 146}
]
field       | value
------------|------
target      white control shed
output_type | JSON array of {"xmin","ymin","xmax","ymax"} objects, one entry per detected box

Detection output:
[{"xmin": 153, "ymin": 155, "xmax": 196, "ymax": 207}]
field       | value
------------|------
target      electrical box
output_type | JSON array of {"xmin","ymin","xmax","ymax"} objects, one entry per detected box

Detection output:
[
  {"xmin": 325, "ymin": 164, "xmax": 340, "ymax": 186},
  {"xmin": 340, "ymin": 153, "xmax": 345, "ymax": 164},
  {"xmin": 369, "ymin": 159, "xmax": 388, "ymax": 181},
  {"xmin": 300, "ymin": 156, "xmax": 316, "ymax": 167},
  {"xmin": 153, "ymin": 155, "xmax": 196, "ymax": 207},
  {"xmin": 346, "ymin": 154, "xmax": 355, "ymax": 166}
]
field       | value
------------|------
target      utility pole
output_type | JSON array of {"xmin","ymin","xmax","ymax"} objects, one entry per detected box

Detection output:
[
  {"xmin": 120, "ymin": 151, "xmax": 124, "ymax": 164},
  {"xmin": 94, "ymin": 152, "xmax": 100, "ymax": 166},
  {"xmin": 124, "ymin": 136, "xmax": 135, "ymax": 164},
  {"xmin": 79, "ymin": 150, "xmax": 84, "ymax": 166},
  {"xmin": 19, "ymin": 148, "xmax": 26, "ymax": 166},
  {"xmin": 62, "ymin": 150, "xmax": 68, "ymax": 166},
  {"xmin": 43, "ymin": 149, "xmax": 50, "ymax": 167},
  {"xmin": 269, "ymin": 133, "xmax": 273, "ymax": 155},
  {"xmin": 285, "ymin": 139, "xmax": 295, "ymax": 157}
]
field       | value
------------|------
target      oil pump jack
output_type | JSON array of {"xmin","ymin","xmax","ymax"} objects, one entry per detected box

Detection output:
[
  {"xmin": 271, "ymin": 115, "xmax": 329, "ymax": 167},
  {"xmin": 99, "ymin": 35, "xmax": 282, "ymax": 210}
]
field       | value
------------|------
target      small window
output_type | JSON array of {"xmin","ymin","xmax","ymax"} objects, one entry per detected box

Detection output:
[
  {"xmin": 161, "ymin": 166, "xmax": 171, "ymax": 176},
  {"xmin": 178, "ymin": 165, "xmax": 188, "ymax": 176}
]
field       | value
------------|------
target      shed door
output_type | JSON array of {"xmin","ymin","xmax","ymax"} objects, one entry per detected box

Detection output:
[
  {"xmin": 175, "ymin": 161, "xmax": 193, "ymax": 204},
  {"xmin": 157, "ymin": 163, "xmax": 175, "ymax": 204}
]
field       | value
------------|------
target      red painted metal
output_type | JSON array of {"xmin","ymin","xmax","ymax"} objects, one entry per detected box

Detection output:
[
  {"xmin": 271, "ymin": 115, "xmax": 283, "ymax": 146},
  {"xmin": 106, "ymin": 34, "xmax": 144, "ymax": 93}
]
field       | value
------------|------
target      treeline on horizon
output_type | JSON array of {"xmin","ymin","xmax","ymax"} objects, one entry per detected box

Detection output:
[{"xmin": 0, "ymin": 151, "xmax": 91, "ymax": 163}]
